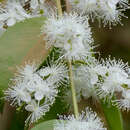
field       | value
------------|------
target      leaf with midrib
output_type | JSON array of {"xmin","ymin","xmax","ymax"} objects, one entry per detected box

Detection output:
[{"xmin": 0, "ymin": 16, "xmax": 48, "ymax": 91}]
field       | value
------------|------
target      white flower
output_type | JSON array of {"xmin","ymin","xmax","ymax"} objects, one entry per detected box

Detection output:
[
  {"xmin": 15, "ymin": 64, "xmax": 43, "ymax": 93},
  {"xmin": 38, "ymin": 61, "xmax": 68, "ymax": 86},
  {"xmin": 5, "ymin": 82, "xmax": 31, "ymax": 106},
  {"xmin": 97, "ymin": 0, "xmax": 121, "ymax": 27},
  {"xmin": 15, "ymin": 63, "xmax": 39, "ymax": 81},
  {"xmin": 29, "ymin": 0, "xmax": 49, "ymax": 17},
  {"xmin": 70, "ymin": 0, "xmax": 130, "ymax": 27},
  {"xmin": 16, "ymin": 64, "xmax": 53, "ymax": 98},
  {"xmin": 42, "ymin": 13, "xmax": 94, "ymax": 60},
  {"xmin": 25, "ymin": 100, "xmax": 50, "ymax": 124},
  {"xmin": 15, "ymin": 63, "xmax": 58, "ymax": 102},
  {"xmin": 80, "ymin": 57, "xmax": 130, "ymax": 102},
  {"xmin": 30, "ymin": 0, "xmax": 39, "ymax": 9},
  {"xmin": 30, "ymin": 0, "xmax": 45, "ymax": 9},
  {"xmin": 98, "ymin": 58, "xmax": 130, "ymax": 99},
  {"xmin": 97, "ymin": 0, "xmax": 130, "ymax": 27},
  {"xmin": 64, "ymin": 59, "xmax": 106, "ymax": 104},
  {"xmin": 113, "ymin": 90, "xmax": 130, "ymax": 110},
  {"xmin": 5, "ymin": 62, "xmax": 59, "ymax": 124},
  {"xmin": 84, "ymin": 59, "xmax": 108, "ymax": 85},
  {"xmin": 54, "ymin": 108, "xmax": 106, "ymax": 130},
  {"xmin": 33, "ymin": 79, "xmax": 58, "ymax": 102},
  {"xmin": 73, "ymin": 65, "xmax": 97, "ymax": 101},
  {"xmin": 0, "ymin": 0, "xmax": 31, "ymax": 26},
  {"xmin": 70, "ymin": 0, "xmax": 98, "ymax": 20}
]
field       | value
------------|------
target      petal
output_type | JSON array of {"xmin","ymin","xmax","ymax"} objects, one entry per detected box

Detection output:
[
  {"xmin": 25, "ymin": 104, "xmax": 33, "ymax": 112},
  {"xmin": 34, "ymin": 91, "xmax": 43, "ymax": 101},
  {"xmin": 7, "ymin": 18, "xmax": 16, "ymax": 26},
  {"xmin": 24, "ymin": 93, "xmax": 31, "ymax": 103},
  {"xmin": 90, "ymin": 74, "xmax": 98, "ymax": 84},
  {"xmin": 31, "ymin": 0, "xmax": 39, "ymax": 9}
]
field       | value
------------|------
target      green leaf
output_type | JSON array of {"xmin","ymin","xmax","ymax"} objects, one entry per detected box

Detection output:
[
  {"xmin": 0, "ymin": 17, "xmax": 48, "ymax": 128},
  {"xmin": 0, "ymin": 16, "xmax": 48, "ymax": 91},
  {"xmin": 31, "ymin": 120, "xmax": 56, "ymax": 130},
  {"xmin": 101, "ymin": 98, "xmax": 123, "ymax": 130}
]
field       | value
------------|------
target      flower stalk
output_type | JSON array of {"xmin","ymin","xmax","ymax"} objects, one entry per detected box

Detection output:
[
  {"xmin": 55, "ymin": 0, "xmax": 79, "ymax": 119},
  {"xmin": 56, "ymin": 0, "xmax": 62, "ymax": 16},
  {"xmin": 68, "ymin": 60, "xmax": 79, "ymax": 119}
]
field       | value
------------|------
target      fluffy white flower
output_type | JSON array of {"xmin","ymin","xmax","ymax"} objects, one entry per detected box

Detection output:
[
  {"xmin": 97, "ymin": 0, "xmax": 121, "ymax": 27},
  {"xmin": 25, "ymin": 100, "xmax": 50, "ymax": 124},
  {"xmin": 73, "ymin": 65, "xmax": 97, "ymax": 101},
  {"xmin": 54, "ymin": 108, "xmax": 106, "ymax": 130},
  {"xmin": 70, "ymin": 0, "xmax": 130, "ymax": 27},
  {"xmin": 5, "ymin": 62, "xmax": 59, "ymax": 124},
  {"xmin": 38, "ymin": 61, "xmax": 68, "ymax": 86},
  {"xmin": 15, "ymin": 63, "xmax": 58, "ymax": 101},
  {"xmin": 42, "ymin": 13, "xmax": 94, "ymax": 60},
  {"xmin": 98, "ymin": 58, "xmax": 130, "ymax": 99},
  {"xmin": 105, "ymin": 58, "xmax": 129, "ymax": 72},
  {"xmin": 5, "ymin": 82, "xmax": 31, "ymax": 106},
  {"xmin": 85, "ymin": 60, "xmax": 108, "ymax": 85},
  {"xmin": 15, "ymin": 64, "xmax": 43, "ymax": 92},
  {"xmin": 97, "ymin": 0, "xmax": 130, "ymax": 27},
  {"xmin": 33, "ymin": 78, "xmax": 58, "ymax": 102},
  {"xmin": 0, "ymin": 0, "xmax": 31, "ymax": 26},
  {"xmin": 70, "ymin": 0, "xmax": 98, "ymax": 20},
  {"xmin": 28, "ymin": 0, "xmax": 50, "ymax": 17},
  {"xmin": 30, "ymin": 0, "xmax": 45, "ymax": 9},
  {"xmin": 15, "ymin": 63, "xmax": 39, "ymax": 81},
  {"xmin": 81, "ymin": 57, "xmax": 130, "ymax": 102},
  {"xmin": 113, "ymin": 90, "xmax": 130, "ymax": 110},
  {"xmin": 30, "ymin": 0, "xmax": 39, "ymax": 9},
  {"xmin": 64, "ymin": 59, "xmax": 106, "ymax": 104}
]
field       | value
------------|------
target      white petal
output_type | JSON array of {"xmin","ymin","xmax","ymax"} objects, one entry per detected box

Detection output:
[
  {"xmin": 40, "ymin": 0, "xmax": 44, "ymax": 4},
  {"xmin": 7, "ymin": 18, "xmax": 16, "ymax": 26},
  {"xmin": 90, "ymin": 74, "xmax": 98, "ymax": 84},
  {"xmin": 31, "ymin": 0, "xmax": 39, "ymax": 9},
  {"xmin": 25, "ymin": 104, "xmax": 34, "ymax": 112},
  {"xmin": 24, "ymin": 93, "xmax": 31, "ymax": 103},
  {"xmin": 35, "ymin": 91, "xmax": 43, "ymax": 100}
]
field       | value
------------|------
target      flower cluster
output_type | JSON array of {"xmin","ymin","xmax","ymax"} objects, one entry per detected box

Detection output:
[
  {"xmin": 73, "ymin": 65, "xmax": 97, "ymax": 102},
  {"xmin": 78, "ymin": 58, "xmax": 130, "ymax": 110},
  {"xmin": 54, "ymin": 108, "xmax": 106, "ymax": 130},
  {"xmin": 0, "ymin": 0, "xmax": 31, "ymax": 27},
  {"xmin": 70, "ymin": 0, "xmax": 130, "ymax": 27},
  {"xmin": 0, "ymin": 0, "xmax": 50, "ymax": 36},
  {"xmin": 29, "ymin": 0, "xmax": 50, "ymax": 17},
  {"xmin": 42, "ymin": 13, "xmax": 94, "ymax": 60},
  {"xmin": 2, "ymin": 0, "xmax": 130, "ymax": 128},
  {"xmin": 5, "ymin": 61, "xmax": 67, "ymax": 123}
]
